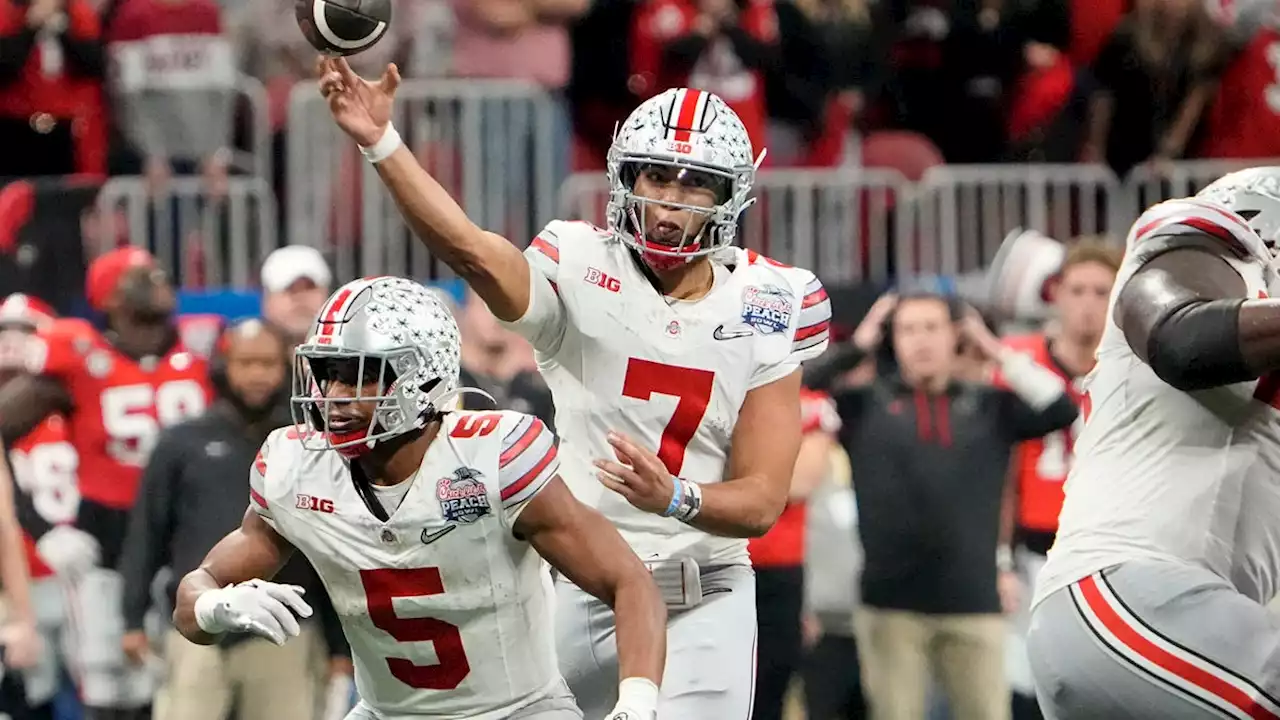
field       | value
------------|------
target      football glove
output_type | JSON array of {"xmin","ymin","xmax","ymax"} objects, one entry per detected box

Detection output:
[
  {"xmin": 193, "ymin": 579, "xmax": 313, "ymax": 645},
  {"xmin": 36, "ymin": 526, "xmax": 100, "ymax": 580},
  {"xmin": 606, "ymin": 677, "xmax": 658, "ymax": 720}
]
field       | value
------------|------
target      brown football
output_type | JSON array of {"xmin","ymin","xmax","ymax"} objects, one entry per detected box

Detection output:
[{"xmin": 295, "ymin": 0, "xmax": 391, "ymax": 57}]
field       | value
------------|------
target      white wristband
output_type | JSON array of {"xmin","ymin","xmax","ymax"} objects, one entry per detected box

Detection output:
[
  {"xmin": 617, "ymin": 677, "xmax": 659, "ymax": 714},
  {"xmin": 359, "ymin": 124, "xmax": 402, "ymax": 164},
  {"xmin": 193, "ymin": 589, "xmax": 225, "ymax": 634}
]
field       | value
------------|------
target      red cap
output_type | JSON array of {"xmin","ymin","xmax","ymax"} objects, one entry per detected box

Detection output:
[
  {"xmin": 0, "ymin": 293, "xmax": 55, "ymax": 330},
  {"xmin": 86, "ymin": 247, "xmax": 155, "ymax": 311}
]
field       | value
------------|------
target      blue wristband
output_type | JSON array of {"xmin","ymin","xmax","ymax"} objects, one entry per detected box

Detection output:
[{"xmin": 663, "ymin": 478, "xmax": 684, "ymax": 517}]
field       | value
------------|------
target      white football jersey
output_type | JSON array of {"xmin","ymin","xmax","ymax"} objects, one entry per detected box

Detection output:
[
  {"xmin": 249, "ymin": 411, "xmax": 562, "ymax": 720},
  {"xmin": 505, "ymin": 220, "xmax": 831, "ymax": 565},
  {"xmin": 1034, "ymin": 197, "xmax": 1280, "ymax": 608}
]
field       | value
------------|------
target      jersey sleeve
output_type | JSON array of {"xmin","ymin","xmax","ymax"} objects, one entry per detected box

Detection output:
[
  {"xmin": 496, "ymin": 411, "xmax": 560, "ymax": 523},
  {"xmin": 25, "ymin": 322, "xmax": 83, "ymax": 381},
  {"xmin": 248, "ymin": 429, "xmax": 284, "ymax": 530},
  {"xmin": 500, "ymin": 221, "xmax": 570, "ymax": 356},
  {"xmin": 750, "ymin": 270, "xmax": 832, "ymax": 389},
  {"xmin": 1126, "ymin": 197, "xmax": 1267, "ymax": 267}
]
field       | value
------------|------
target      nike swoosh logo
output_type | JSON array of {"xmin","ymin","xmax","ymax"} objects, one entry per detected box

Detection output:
[
  {"xmin": 713, "ymin": 324, "xmax": 754, "ymax": 341},
  {"xmin": 420, "ymin": 526, "xmax": 457, "ymax": 545}
]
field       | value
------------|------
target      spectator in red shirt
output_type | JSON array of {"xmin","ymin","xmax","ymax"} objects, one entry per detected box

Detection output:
[
  {"xmin": 750, "ymin": 389, "xmax": 840, "ymax": 720},
  {"xmin": 0, "ymin": 0, "xmax": 105, "ymax": 178},
  {"xmin": 102, "ymin": 0, "xmax": 234, "ymax": 193},
  {"xmin": 1196, "ymin": 20, "xmax": 1280, "ymax": 160},
  {"xmin": 630, "ymin": 0, "xmax": 778, "ymax": 157}
]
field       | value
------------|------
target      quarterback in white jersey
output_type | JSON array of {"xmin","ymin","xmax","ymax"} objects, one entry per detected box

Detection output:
[
  {"xmin": 316, "ymin": 57, "xmax": 829, "ymax": 717},
  {"xmin": 1028, "ymin": 169, "xmax": 1280, "ymax": 719},
  {"xmin": 172, "ymin": 277, "xmax": 667, "ymax": 720}
]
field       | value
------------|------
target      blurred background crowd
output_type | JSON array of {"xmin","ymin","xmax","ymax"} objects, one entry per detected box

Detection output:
[{"xmin": 0, "ymin": 0, "xmax": 1278, "ymax": 717}]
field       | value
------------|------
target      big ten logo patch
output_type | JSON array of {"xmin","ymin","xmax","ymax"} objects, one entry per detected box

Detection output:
[
  {"xmin": 740, "ymin": 284, "xmax": 793, "ymax": 335},
  {"xmin": 585, "ymin": 267, "xmax": 621, "ymax": 293},
  {"xmin": 296, "ymin": 494, "xmax": 335, "ymax": 513},
  {"xmin": 437, "ymin": 467, "xmax": 491, "ymax": 523}
]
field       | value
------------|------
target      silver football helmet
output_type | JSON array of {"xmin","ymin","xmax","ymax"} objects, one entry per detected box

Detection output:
[
  {"xmin": 291, "ymin": 276, "xmax": 461, "ymax": 457},
  {"xmin": 1197, "ymin": 166, "xmax": 1280, "ymax": 253},
  {"xmin": 606, "ymin": 88, "xmax": 763, "ymax": 270}
]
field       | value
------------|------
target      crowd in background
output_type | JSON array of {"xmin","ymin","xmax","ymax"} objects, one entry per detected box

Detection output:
[{"xmin": 4, "ymin": 0, "xmax": 1280, "ymax": 192}]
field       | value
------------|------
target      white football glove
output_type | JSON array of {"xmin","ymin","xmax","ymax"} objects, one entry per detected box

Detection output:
[
  {"xmin": 193, "ymin": 579, "xmax": 313, "ymax": 645},
  {"xmin": 605, "ymin": 678, "xmax": 659, "ymax": 720},
  {"xmin": 36, "ymin": 526, "xmax": 100, "ymax": 580}
]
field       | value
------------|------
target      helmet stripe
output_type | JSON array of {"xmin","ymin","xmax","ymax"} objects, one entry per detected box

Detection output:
[{"xmin": 672, "ymin": 88, "xmax": 704, "ymax": 142}]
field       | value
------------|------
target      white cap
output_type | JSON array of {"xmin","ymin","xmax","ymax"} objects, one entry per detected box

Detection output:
[{"xmin": 261, "ymin": 245, "xmax": 332, "ymax": 293}]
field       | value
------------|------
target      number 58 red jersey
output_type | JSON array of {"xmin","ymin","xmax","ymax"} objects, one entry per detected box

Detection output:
[{"xmin": 27, "ymin": 319, "xmax": 213, "ymax": 510}]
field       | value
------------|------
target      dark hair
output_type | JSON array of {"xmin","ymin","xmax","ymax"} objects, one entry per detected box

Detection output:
[{"xmin": 878, "ymin": 292, "xmax": 965, "ymax": 374}]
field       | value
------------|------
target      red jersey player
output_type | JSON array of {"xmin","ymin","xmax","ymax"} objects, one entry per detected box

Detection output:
[
  {"xmin": 1198, "ymin": 14, "xmax": 1280, "ymax": 159},
  {"xmin": 993, "ymin": 241, "xmax": 1119, "ymax": 705},
  {"xmin": 0, "ymin": 248, "xmax": 215, "ymax": 719}
]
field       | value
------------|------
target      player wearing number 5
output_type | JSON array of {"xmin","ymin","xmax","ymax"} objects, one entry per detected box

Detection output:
[
  {"xmin": 317, "ymin": 56, "xmax": 828, "ymax": 717},
  {"xmin": 0, "ymin": 248, "xmax": 215, "ymax": 719},
  {"xmin": 174, "ymin": 277, "xmax": 667, "ymax": 720}
]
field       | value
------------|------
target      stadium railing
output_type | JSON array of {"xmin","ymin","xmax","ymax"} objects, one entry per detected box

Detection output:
[
  {"xmin": 95, "ymin": 176, "xmax": 278, "ymax": 289},
  {"xmin": 285, "ymin": 79, "xmax": 560, "ymax": 282}
]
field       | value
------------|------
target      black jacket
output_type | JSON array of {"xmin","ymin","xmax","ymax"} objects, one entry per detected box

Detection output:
[
  {"xmin": 118, "ymin": 402, "xmax": 348, "ymax": 655},
  {"xmin": 833, "ymin": 376, "xmax": 1076, "ymax": 614}
]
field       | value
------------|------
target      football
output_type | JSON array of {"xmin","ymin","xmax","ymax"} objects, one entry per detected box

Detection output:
[{"xmin": 295, "ymin": 0, "xmax": 391, "ymax": 57}]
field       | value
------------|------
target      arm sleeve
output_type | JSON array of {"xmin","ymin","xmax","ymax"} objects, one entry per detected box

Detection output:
[
  {"xmin": 248, "ymin": 434, "xmax": 278, "ymax": 530},
  {"xmin": 498, "ymin": 222, "xmax": 569, "ymax": 356},
  {"xmin": 1126, "ymin": 198, "xmax": 1263, "ymax": 266},
  {"xmin": 119, "ymin": 429, "xmax": 181, "ymax": 631},
  {"xmin": 802, "ymin": 344, "xmax": 869, "ymax": 393},
  {"xmin": 996, "ymin": 385, "xmax": 1079, "ymax": 442},
  {"xmin": 496, "ymin": 412, "xmax": 560, "ymax": 524},
  {"xmin": 750, "ymin": 271, "xmax": 832, "ymax": 389}
]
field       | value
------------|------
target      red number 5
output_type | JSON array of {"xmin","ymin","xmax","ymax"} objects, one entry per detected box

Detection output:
[
  {"xmin": 622, "ymin": 358, "xmax": 715, "ymax": 475},
  {"xmin": 450, "ymin": 413, "xmax": 502, "ymax": 439},
  {"xmin": 360, "ymin": 568, "xmax": 471, "ymax": 690}
]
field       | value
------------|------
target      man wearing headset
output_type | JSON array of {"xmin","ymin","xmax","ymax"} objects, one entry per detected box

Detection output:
[
  {"xmin": 806, "ymin": 292, "xmax": 1077, "ymax": 720},
  {"xmin": 116, "ymin": 320, "xmax": 351, "ymax": 720}
]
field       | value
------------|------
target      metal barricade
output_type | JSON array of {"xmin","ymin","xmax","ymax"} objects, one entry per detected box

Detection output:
[
  {"xmin": 914, "ymin": 164, "xmax": 1122, "ymax": 277},
  {"xmin": 95, "ymin": 176, "xmax": 277, "ymax": 289},
  {"xmin": 557, "ymin": 168, "xmax": 910, "ymax": 285},
  {"xmin": 1121, "ymin": 159, "xmax": 1280, "ymax": 219},
  {"xmin": 286, "ymin": 80, "xmax": 560, "ymax": 282},
  {"xmin": 236, "ymin": 75, "xmax": 273, "ymax": 182}
]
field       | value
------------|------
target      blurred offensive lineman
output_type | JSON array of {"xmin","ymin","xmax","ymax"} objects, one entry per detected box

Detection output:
[
  {"xmin": 1029, "ymin": 168, "xmax": 1280, "ymax": 718},
  {"xmin": 173, "ymin": 277, "xmax": 667, "ymax": 720},
  {"xmin": 0, "ymin": 248, "xmax": 216, "ymax": 719},
  {"xmin": 318, "ymin": 59, "xmax": 828, "ymax": 717}
]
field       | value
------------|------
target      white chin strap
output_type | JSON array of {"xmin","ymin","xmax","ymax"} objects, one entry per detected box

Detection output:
[{"xmin": 429, "ymin": 386, "xmax": 496, "ymax": 415}]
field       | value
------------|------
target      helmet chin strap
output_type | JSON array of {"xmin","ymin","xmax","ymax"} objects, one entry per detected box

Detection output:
[{"xmin": 430, "ymin": 386, "xmax": 496, "ymax": 414}]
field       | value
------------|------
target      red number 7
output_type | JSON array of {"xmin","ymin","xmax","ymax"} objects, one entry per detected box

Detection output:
[
  {"xmin": 622, "ymin": 358, "xmax": 715, "ymax": 476},
  {"xmin": 360, "ymin": 567, "xmax": 471, "ymax": 690}
]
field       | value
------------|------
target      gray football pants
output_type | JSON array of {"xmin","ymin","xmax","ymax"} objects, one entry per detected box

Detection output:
[{"xmin": 1028, "ymin": 559, "xmax": 1280, "ymax": 719}]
